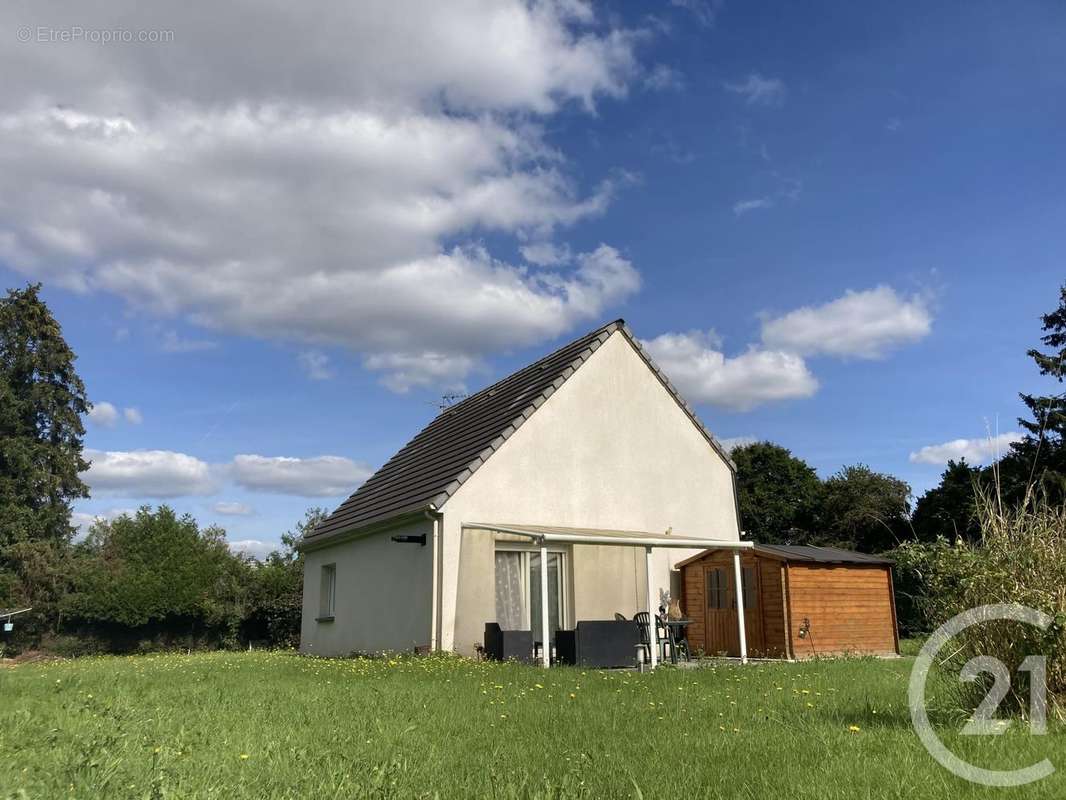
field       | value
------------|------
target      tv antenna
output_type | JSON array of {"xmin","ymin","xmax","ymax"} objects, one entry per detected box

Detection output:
[{"xmin": 433, "ymin": 393, "xmax": 468, "ymax": 411}]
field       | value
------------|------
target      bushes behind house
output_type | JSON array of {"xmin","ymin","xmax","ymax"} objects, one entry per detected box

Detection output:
[
  {"xmin": 1, "ymin": 506, "xmax": 305, "ymax": 656},
  {"xmin": 892, "ymin": 491, "xmax": 1066, "ymax": 713}
]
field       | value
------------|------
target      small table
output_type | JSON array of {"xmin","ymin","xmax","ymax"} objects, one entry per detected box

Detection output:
[{"xmin": 662, "ymin": 619, "xmax": 692, "ymax": 664}]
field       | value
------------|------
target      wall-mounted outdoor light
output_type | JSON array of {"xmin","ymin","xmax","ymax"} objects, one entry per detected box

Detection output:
[{"xmin": 391, "ymin": 534, "xmax": 426, "ymax": 546}]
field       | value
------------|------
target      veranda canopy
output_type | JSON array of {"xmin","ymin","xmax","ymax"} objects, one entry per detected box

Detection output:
[{"xmin": 464, "ymin": 523, "xmax": 754, "ymax": 668}]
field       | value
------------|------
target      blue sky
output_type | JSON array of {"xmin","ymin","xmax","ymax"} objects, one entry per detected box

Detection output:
[{"xmin": 3, "ymin": 1, "xmax": 1063, "ymax": 554}]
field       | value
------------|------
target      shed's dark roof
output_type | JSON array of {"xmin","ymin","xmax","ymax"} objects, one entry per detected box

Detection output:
[
  {"xmin": 754, "ymin": 544, "xmax": 893, "ymax": 565},
  {"xmin": 677, "ymin": 543, "xmax": 893, "ymax": 567},
  {"xmin": 305, "ymin": 318, "xmax": 734, "ymax": 545}
]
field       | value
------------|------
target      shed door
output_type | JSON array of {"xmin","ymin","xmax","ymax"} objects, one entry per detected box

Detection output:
[{"xmin": 702, "ymin": 563, "xmax": 764, "ymax": 657}]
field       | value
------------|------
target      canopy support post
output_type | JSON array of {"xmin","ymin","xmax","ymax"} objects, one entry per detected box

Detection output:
[
  {"xmin": 539, "ymin": 543, "xmax": 550, "ymax": 668},
  {"xmin": 645, "ymin": 545, "xmax": 657, "ymax": 670},
  {"xmin": 733, "ymin": 550, "xmax": 748, "ymax": 664}
]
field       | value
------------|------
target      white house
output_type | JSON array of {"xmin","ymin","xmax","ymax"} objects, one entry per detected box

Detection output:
[{"xmin": 298, "ymin": 320, "xmax": 749, "ymax": 664}]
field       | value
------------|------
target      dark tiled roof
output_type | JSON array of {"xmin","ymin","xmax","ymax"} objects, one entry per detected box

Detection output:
[
  {"xmin": 306, "ymin": 319, "xmax": 734, "ymax": 544},
  {"xmin": 753, "ymin": 544, "xmax": 893, "ymax": 565}
]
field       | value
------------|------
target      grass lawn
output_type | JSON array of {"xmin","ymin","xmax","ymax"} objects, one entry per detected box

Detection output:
[{"xmin": 2, "ymin": 648, "xmax": 1064, "ymax": 799}]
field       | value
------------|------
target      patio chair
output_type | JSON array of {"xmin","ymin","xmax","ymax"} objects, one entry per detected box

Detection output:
[
  {"xmin": 614, "ymin": 612, "xmax": 628, "ymax": 622},
  {"xmin": 635, "ymin": 612, "xmax": 676, "ymax": 663},
  {"xmin": 656, "ymin": 614, "xmax": 683, "ymax": 662},
  {"xmin": 661, "ymin": 616, "xmax": 691, "ymax": 662}
]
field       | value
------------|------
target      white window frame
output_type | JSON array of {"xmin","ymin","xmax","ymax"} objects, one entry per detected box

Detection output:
[
  {"xmin": 494, "ymin": 543, "xmax": 569, "ymax": 631},
  {"xmin": 319, "ymin": 563, "xmax": 336, "ymax": 620}
]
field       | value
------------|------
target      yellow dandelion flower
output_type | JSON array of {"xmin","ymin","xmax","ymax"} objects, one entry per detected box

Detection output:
[
  {"xmin": 239, "ymin": 754, "xmax": 250, "ymax": 760},
  {"xmin": 848, "ymin": 725, "xmax": 861, "ymax": 733}
]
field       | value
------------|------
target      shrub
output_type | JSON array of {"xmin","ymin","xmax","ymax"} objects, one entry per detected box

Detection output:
[
  {"xmin": 62, "ymin": 506, "xmax": 256, "ymax": 648},
  {"xmin": 906, "ymin": 491, "xmax": 1066, "ymax": 716},
  {"xmin": 886, "ymin": 539, "xmax": 959, "ymax": 636}
]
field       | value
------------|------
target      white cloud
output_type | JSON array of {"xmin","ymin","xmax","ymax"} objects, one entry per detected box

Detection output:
[
  {"xmin": 213, "ymin": 501, "xmax": 254, "ymax": 516},
  {"xmin": 364, "ymin": 351, "xmax": 479, "ymax": 394},
  {"xmin": 231, "ymin": 454, "xmax": 373, "ymax": 497},
  {"xmin": 0, "ymin": 1, "xmax": 646, "ymax": 390},
  {"xmin": 299, "ymin": 351, "xmax": 334, "ymax": 381},
  {"xmin": 761, "ymin": 286, "xmax": 933, "ymax": 359},
  {"xmin": 909, "ymin": 433, "xmax": 1023, "ymax": 466},
  {"xmin": 718, "ymin": 436, "xmax": 757, "ymax": 453},
  {"xmin": 71, "ymin": 507, "xmax": 136, "ymax": 535},
  {"xmin": 644, "ymin": 64, "xmax": 684, "ymax": 92},
  {"xmin": 83, "ymin": 449, "xmax": 217, "ymax": 497},
  {"xmin": 642, "ymin": 331, "xmax": 818, "ymax": 412},
  {"xmin": 87, "ymin": 401, "xmax": 119, "ymax": 427},
  {"xmin": 354, "ymin": 243, "xmax": 639, "ymax": 389},
  {"xmin": 161, "ymin": 331, "xmax": 218, "ymax": 354},
  {"xmin": 733, "ymin": 197, "xmax": 776, "ymax": 216},
  {"xmin": 724, "ymin": 73, "xmax": 786, "ymax": 106},
  {"xmin": 670, "ymin": 0, "xmax": 722, "ymax": 27},
  {"xmin": 886, "ymin": 117, "xmax": 902, "ymax": 133},
  {"xmin": 88, "ymin": 401, "xmax": 142, "ymax": 426},
  {"xmin": 520, "ymin": 241, "xmax": 573, "ymax": 266},
  {"xmin": 732, "ymin": 177, "xmax": 802, "ymax": 217},
  {"xmin": 228, "ymin": 539, "xmax": 278, "ymax": 560}
]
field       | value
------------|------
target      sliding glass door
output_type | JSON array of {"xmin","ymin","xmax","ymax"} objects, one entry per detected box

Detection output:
[{"xmin": 494, "ymin": 547, "xmax": 567, "ymax": 642}]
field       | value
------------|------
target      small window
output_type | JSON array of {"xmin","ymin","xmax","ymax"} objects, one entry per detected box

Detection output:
[
  {"xmin": 706, "ymin": 568, "xmax": 727, "ymax": 609},
  {"xmin": 741, "ymin": 566, "xmax": 757, "ymax": 610},
  {"xmin": 319, "ymin": 563, "xmax": 336, "ymax": 620}
]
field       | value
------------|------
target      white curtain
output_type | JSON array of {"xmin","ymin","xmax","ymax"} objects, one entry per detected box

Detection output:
[{"xmin": 494, "ymin": 551, "xmax": 524, "ymax": 630}]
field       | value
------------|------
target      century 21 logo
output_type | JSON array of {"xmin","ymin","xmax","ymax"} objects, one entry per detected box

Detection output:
[{"xmin": 908, "ymin": 604, "xmax": 1054, "ymax": 787}]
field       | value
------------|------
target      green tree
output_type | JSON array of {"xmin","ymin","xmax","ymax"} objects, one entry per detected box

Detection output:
[
  {"xmin": 245, "ymin": 507, "xmax": 325, "ymax": 647},
  {"xmin": 731, "ymin": 442, "xmax": 821, "ymax": 544},
  {"xmin": 0, "ymin": 283, "xmax": 90, "ymax": 551},
  {"xmin": 819, "ymin": 464, "xmax": 911, "ymax": 552},
  {"xmin": 1010, "ymin": 283, "xmax": 1066, "ymax": 503},
  {"xmin": 911, "ymin": 460, "xmax": 983, "ymax": 543},
  {"xmin": 67, "ymin": 506, "xmax": 251, "ymax": 638}
]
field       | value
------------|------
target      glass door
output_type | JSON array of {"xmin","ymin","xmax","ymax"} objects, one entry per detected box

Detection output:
[
  {"xmin": 493, "ymin": 547, "xmax": 567, "ymax": 642},
  {"xmin": 529, "ymin": 551, "xmax": 563, "ymax": 644},
  {"xmin": 494, "ymin": 551, "xmax": 526, "ymax": 630}
]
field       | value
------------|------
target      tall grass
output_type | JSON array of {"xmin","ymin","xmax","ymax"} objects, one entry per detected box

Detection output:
[
  {"xmin": 907, "ymin": 490, "xmax": 1066, "ymax": 718},
  {"xmin": 3, "ymin": 650, "xmax": 1062, "ymax": 798}
]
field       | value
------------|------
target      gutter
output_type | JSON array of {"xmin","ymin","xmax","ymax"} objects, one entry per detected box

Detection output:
[
  {"xmin": 297, "ymin": 507, "xmax": 431, "ymax": 552},
  {"xmin": 424, "ymin": 506, "xmax": 442, "ymax": 652},
  {"xmin": 466, "ymin": 523, "xmax": 753, "ymax": 550}
]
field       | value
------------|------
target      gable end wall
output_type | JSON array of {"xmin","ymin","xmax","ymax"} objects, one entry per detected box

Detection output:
[{"xmin": 439, "ymin": 330, "xmax": 740, "ymax": 654}]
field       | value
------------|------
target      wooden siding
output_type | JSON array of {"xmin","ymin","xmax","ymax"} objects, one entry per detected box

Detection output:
[
  {"xmin": 681, "ymin": 549, "xmax": 899, "ymax": 660},
  {"xmin": 759, "ymin": 557, "xmax": 787, "ymax": 657},
  {"xmin": 785, "ymin": 564, "xmax": 898, "ymax": 658},
  {"xmin": 679, "ymin": 551, "xmax": 786, "ymax": 658}
]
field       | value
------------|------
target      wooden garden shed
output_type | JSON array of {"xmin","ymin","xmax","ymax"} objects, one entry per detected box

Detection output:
[{"xmin": 677, "ymin": 545, "xmax": 899, "ymax": 660}]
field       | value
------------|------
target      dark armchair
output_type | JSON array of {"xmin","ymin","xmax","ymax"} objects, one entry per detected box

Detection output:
[
  {"xmin": 555, "ymin": 620, "xmax": 639, "ymax": 668},
  {"xmin": 483, "ymin": 622, "xmax": 533, "ymax": 663}
]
